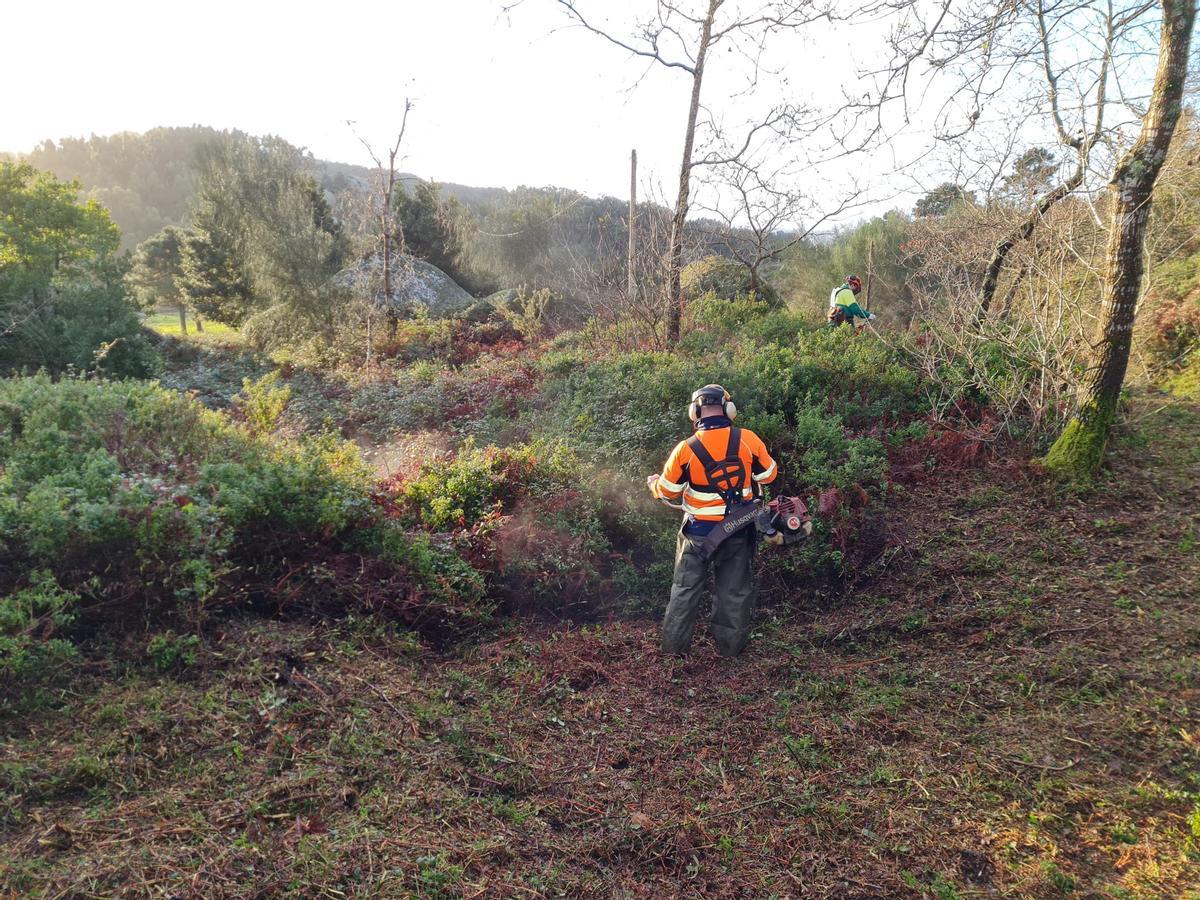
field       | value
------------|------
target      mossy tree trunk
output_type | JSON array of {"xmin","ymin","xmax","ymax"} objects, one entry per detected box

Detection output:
[{"xmin": 1044, "ymin": 0, "xmax": 1195, "ymax": 477}]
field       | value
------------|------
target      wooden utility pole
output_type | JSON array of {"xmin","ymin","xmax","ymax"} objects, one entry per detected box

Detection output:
[
  {"xmin": 865, "ymin": 238, "xmax": 874, "ymax": 309},
  {"xmin": 628, "ymin": 149, "xmax": 637, "ymax": 303}
]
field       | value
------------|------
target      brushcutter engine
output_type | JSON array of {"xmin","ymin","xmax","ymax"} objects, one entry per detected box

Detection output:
[{"xmin": 755, "ymin": 495, "xmax": 812, "ymax": 546}]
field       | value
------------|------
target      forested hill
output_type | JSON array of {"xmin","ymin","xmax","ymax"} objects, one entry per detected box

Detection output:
[
  {"xmin": 13, "ymin": 126, "xmax": 770, "ymax": 313},
  {"xmin": 14, "ymin": 127, "xmax": 519, "ymax": 249}
]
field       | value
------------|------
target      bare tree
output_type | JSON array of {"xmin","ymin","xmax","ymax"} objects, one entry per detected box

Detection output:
[
  {"xmin": 553, "ymin": 0, "xmax": 832, "ymax": 345},
  {"xmin": 975, "ymin": 0, "xmax": 1120, "ymax": 319},
  {"xmin": 349, "ymin": 101, "xmax": 413, "ymax": 345},
  {"xmin": 695, "ymin": 159, "xmax": 869, "ymax": 298},
  {"xmin": 906, "ymin": 198, "xmax": 1103, "ymax": 434},
  {"xmin": 872, "ymin": 0, "xmax": 1171, "ymax": 321},
  {"xmin": 566, "ymin": 183, "xmax": 698, "ymax": 350},
  {"xmin": 1045, "ymin": 0, "xmax": 1195, "ymax": 476}
]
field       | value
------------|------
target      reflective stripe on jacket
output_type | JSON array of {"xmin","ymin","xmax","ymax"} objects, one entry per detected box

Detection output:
[{"xmin": 654, "ymin": 423, "xmax": 777, "ymax": 521}]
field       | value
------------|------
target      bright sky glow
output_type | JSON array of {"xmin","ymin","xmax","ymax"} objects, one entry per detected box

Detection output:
[
  {"xmin": 5, "ymin": 0, "xmax": 1159, "ymax": 226},
  {"xmin": 8, "ymin": 2, "xmax": 894, "ymax": 200}
]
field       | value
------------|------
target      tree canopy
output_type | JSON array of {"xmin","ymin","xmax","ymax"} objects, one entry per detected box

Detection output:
[{"xmin": 0, "ymin": 162, "xmax": 153, "ymax": 375}]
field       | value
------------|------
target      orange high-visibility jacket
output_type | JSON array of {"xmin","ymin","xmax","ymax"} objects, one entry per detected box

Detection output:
[{"xmin": 653, "ymin": 425, "xmax": 778, "ymax": 521}]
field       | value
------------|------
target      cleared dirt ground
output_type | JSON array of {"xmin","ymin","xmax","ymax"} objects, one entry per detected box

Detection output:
[{"xmin": 3, "ymin": 400, "xmax": 1198, "ymax": 898}]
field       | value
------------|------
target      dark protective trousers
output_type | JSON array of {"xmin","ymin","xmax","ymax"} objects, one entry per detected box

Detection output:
[{"xmin": 661, "ymin": 527, "xmax": 756, "ymax": 657}]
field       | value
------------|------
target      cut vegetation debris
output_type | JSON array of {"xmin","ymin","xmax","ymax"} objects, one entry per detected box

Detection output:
[{"xmin": 2, "ymin": 399, "xmax": 1197, "ymax": 897}]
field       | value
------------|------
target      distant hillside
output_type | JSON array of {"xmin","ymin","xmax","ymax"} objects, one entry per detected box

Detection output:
[
  {"xmin": 15, "ymin": 127, "xmax": 772, "ymax": 305},
  {"xmin": 318, "ymin": 158, "xmax": 509, "ymax": 212},
  {"xmin": 22, "ymin": 127, "xmax": 218, "ymax": 249},
  {"xmin": 17, "ymin": 127, "xmax": 555, "ymax": 250}
]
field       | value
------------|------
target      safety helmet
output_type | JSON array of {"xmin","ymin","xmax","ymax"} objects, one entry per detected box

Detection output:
[
  {"xmin": 688, "ymin": 384, "xmax": 738, "ymax": 423},
  {"xmin": 846, "ymin": 275, "xmax": 862, "ymax": 292}
]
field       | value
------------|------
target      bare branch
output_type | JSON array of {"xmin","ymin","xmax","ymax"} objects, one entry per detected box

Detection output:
[{"xmin": 554, "ymin": 0, "xmax": 697, "ymax": 72}]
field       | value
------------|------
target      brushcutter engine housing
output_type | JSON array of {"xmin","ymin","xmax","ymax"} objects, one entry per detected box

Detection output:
[{"xmin": 755, "ymin": 495, "xmax": 812, "ymax": 545}]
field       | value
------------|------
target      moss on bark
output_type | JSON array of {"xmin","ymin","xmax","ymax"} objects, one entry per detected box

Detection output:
[{"xmin": 1042, "ymin": 395, "xmax": 1118, "ymax": 479}]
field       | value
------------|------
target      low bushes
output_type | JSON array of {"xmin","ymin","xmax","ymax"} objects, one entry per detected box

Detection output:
[
  {"xmin": 1144, "ymin": 253, "xmax": 1200, "ymax": 398},
  {"xmin": 542, "ymin": 314, "xmax": 919, "ymax": 469},
  {"xmin": 0, "ymin": 376, "xmax": 675, "ymax": 707},
  {"xmin": 3, "ymin": 296, "xmax": 948, "ymax": 704},
  {"xmin": 382, "ymin": 443, "xmax": 671, "ymax": 617},
  {"xmin": 376, "ymin": 316, "xmax": 525, "ymax": 367},
  {"xmin": 0, "ymin": 376, "xmax": 493, "ymax": 707},
  {"xmin": 0, "ymin": 572, "xmax": 79, "ymax": 697},
  {"xmin": 538, "ymin": 319, "xmax": 917, "ymax": 489},
  {"xmin": 314, "ymin": 353, "xmax": 544, "ymax": 443},
  {"xmin": 535, "ymin": 313, "xmax": 923, "ymax": 579},
  {"xmin": 1145, "ymin": 254, "xmax": 1200, "ymax": 371},
  {"xmin": 1163, "ymin": 355, "xmax": 1200, "ymax": 400}
]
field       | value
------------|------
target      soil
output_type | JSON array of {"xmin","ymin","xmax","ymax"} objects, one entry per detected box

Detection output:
[{"xmin": 2, "ymin": 398, "xmax": 1198, "ymax": 898}]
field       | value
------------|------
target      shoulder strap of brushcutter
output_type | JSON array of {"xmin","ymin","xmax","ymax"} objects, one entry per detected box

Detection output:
[
  {"xmin": 686, "ymin": 427, "xmax": 745, "ymax": 513},
  {"xmin": 686, "ymin": 428, "xmax": 758, "ymax": 559}
]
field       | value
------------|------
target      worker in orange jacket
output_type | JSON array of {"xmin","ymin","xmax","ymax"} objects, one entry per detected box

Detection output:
[{"xmin": 646, "ymin": 384, "xmax": 778, "ymax": 657}]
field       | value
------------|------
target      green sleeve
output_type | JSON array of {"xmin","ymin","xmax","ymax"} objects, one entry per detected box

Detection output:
[{"xmin": 842, "ymin": 300, "xmax": 869, "ymax": 319}]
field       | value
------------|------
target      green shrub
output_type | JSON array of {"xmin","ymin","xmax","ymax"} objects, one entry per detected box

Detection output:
[
  {"xmin": 539, "ymin": 328, "xmax": 918, "ymax": 474},
  {"xmin": 490, "ymin": 287, "xmax": 557, "ymax": 340},
  {"xmin": 0, "ymin": 375, "xmax": 499, "ymax": 692},
  {"xmin": 235, "ymin": 371, "xmax": 291, "ymax": 435},
  {"xmin": 373, "ymin": 315, "xmax": 522, "ymax": 367},
  {"xmin": 396, "ymin": 441, "xmax": 541, "ymax": 531},
  {"xmin": 0, "ymin": 571, "xmax": 79, "ymax": 703},
  {"xmin": 146, "ymin": 631, "xmax": 200, "ymax": 672},
  {"xmin": 368, "ymin": 529, "xmax": 489, "ymax": 617},
  {"xmin": 1163, "ymin": 354, "xmax": 1200, "ymax": 400},
  {"xmin": 532, "ymin": 327, "xmax": 917, "ymax": 582},
  {"xmin": 387, "ymin": 442, "xmax": 671, "ymax": 616},
  {"xmin": 273, "ymin": 352, "xmax": 542, "ymax": 444},
  {"xmin": 1145, "ymin": 253, "xmax": 1200, "ymax": 372},
  {"xmin": 154, "ymin": 336, "xmax": 273, "ymax": 409}
]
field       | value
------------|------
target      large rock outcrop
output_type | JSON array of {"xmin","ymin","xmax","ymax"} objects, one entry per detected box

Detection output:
[
  {"xmin": 340, "ymin": 253, "xmax": 473, "ymax": 317},
  {"xmin": 680, "ymin": 255, "xmax": 780, "ymax": 307}
]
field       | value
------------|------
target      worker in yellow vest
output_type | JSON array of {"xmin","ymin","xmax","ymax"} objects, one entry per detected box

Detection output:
[{"xmin": 828, "ymin": 275, "xmax": 875, "ymax": 328}]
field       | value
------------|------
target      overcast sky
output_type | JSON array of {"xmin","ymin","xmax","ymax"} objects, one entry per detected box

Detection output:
[{"xmin": 5, "ymin": 0, "xmax": 1106, "ymax": 225}]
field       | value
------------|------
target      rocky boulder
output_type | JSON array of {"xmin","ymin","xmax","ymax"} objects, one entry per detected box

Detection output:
[
  {"xmin": 340, "ymin": 253, "xmax": 473, "ymax": 317},
  {"xmin": 680, "ymin": 255, "xmax": 780, "ymax": 307}
]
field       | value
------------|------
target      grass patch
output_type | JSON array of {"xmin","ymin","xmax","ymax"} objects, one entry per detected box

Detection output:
[{"xmin": 143, "ymin": 310, "xmax": 236, "ymax": 338}]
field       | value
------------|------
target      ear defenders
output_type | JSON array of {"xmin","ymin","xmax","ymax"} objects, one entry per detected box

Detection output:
[{"xmin": 687, "ymin": 384, "xmax": 738, "ymax": 423}]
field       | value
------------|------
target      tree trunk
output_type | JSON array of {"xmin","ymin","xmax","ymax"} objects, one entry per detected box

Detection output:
[
  {"xmin": 384, "ymin": 147, "xmax": 400, "ymax": 343},
  {"xmin": 665, "ymin": 0, "xmax": 719, "ymax": 346},
  {"xmin": 996, "ymin": 264, "xmax": 1030, "ymax": 320},
  {"xmin": 195, "ymin": 314, "xmax": 205, "ymax": 333},
  {"xmin": 978, "ymin": 167, "xmax": 1084, "ymax": 320},
  {"xmin": 177, "ymin": 304, "xmax": 188, "ymax": 335},
  {"xmin": 1044, "ymin": 0, "xmax": 1195, "ymax": 477}
]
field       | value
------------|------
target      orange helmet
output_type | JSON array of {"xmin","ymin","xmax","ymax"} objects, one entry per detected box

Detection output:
[{"xmin": 846, "ymin": 275, "xmax": 862, "ymax": 292}]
